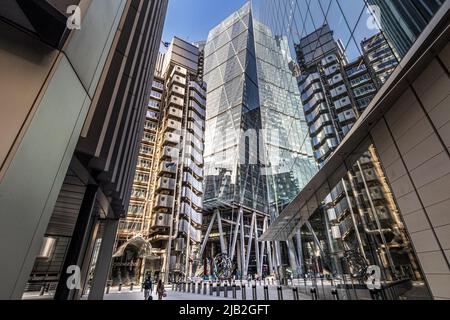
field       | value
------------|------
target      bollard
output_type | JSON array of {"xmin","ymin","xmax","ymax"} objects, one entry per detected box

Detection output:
[
  {"xmin": 183, "ymin": 282, "xmax": 186, "ymax": 292},
  {"xmin": 331, "ymin": 288, "xmax": 340, "ymax": 300},
  {"xmin": 232, "ymin": 284, "xmax": 237, "ymax": 299},
  {"xmin": 188, "ymin": 282, "xmax": 191, "ymax": 293},
  {"xmin": 141, "ymin": 283, "xmax": 144, "ymax": 292},
  {"xmin": 241, "ymin": 284, "xmax": 247, "ymax": 300},
  {"xmin": 264, "ymin": 285, "xmax": 269, "ymax": 300},
  {"xmin": 192, "ymin": 282, "xmax": 195, "ymax": 293},
  {"xmin": 106, "ymin": 284, "xmax": 111, "ymax": 294},
  {"xmin": 310, "ymin": 287, "xmax": 318, "ymax": 300},
  {"xmin": 252, "ymin": 285, "xmax": 257, "ymax": 300},
  {"xmin": 198, "ymin": 282, "xmax": 202, "ymax": 294},
  {"xmin": 118, "ymin": 283, "xmax": 122, "ymax": 292},
  {"xmin": 172, "ymin": 283, "xmax": 175, "ymax": 291},
  {"xmin": 293, "ymin": 287, "xmax": 299, "ymax": 301},
  {"xmin": 130, "ymin": 283, "xmax": 134, "ymax": 291},
  {"xmin": 216, "ymin": 282, "xmax": 221, "ymax": 297},
  {"xmin": 224, "ymin": 283, "xmax": 228, "ymax": 298},
  {"xmin": 209, "ymin": 282, "xmax": 213, "ymax": 296},
  {"xmin": 203, "ymin": 282, "xmax": 207, "ymax": 295},
  {"xmin": 277, "ymin": 286, "xmax": 283, "ymax": 300}
]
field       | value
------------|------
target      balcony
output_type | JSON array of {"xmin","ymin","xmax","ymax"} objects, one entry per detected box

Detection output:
[
  {"xmin": 154, "ymin": 195, "xmax": 174, "ymax": 210},
  {"xmin": 156, "ymin": 177, "xmax": 176, "ymax": 192}
]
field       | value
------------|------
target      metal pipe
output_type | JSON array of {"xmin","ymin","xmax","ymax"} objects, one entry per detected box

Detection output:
[
  {"xmin": 356, "ymin": 161, "xmax": 396, "ymax": 275},
  {"xmin": 342, "ymin": 178, "xmax": 367, "ymax": 260}
]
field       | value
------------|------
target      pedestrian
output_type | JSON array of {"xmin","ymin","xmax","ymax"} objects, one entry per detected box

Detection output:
[
  {"xmin": 156, "ymin": 279, "xmax": 166, "ymax": 300},
  {"xmin": 143, "ymin": 275, "xmax": 153, "ymax": 300}
]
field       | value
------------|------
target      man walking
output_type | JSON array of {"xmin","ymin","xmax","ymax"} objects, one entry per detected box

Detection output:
[{"xmin": 143, "ymin": 275, "xmax": 153, "ymax": 300}]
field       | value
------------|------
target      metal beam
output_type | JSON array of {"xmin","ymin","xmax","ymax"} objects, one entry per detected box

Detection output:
[
  {"xmin": 230, "ymin": 207, "xmax": 242, "ymax": 260},
  {"xmin": 199, "ymin": 211, "xmax": 217, "ymax": 260},
  {"xmin": 216, "ymin": 210, "xmax": 227, "ymax": 254},
  {"xmin": 245, "ymin": 213, "xmax": 256, "ymax": 273}
]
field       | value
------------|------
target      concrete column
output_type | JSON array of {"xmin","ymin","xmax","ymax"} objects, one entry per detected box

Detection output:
[{"xmin": 88, "ymin": 219, "xmax": 120, "ymax": 300}]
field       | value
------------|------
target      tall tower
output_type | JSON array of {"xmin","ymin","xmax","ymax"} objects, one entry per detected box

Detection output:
[
  {"xmin": 296, "ymin": 25, "xmax": 420, "ymax": 280},
  {"xmin": 148, "ymin": 38, "xmax": 207, "ymax": 283},
  {"xmin": 112, "ymin": 38, "xmax": 207, "ymax": 284},
  {"xmin": 201, "ymin": 2, "xmax": 316, "ymax": 280},
  {"xmin": 367, "ymin": 0, "xmax": 445, "ymax": 58}
]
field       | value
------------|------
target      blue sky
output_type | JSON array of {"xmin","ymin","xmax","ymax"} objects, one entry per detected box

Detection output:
[{"xmin": 162, "ymin": 0, "xmax": 248, "ymax": 44}]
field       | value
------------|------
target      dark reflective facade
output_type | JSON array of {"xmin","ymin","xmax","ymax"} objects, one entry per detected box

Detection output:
[{"xmin": 255, "ymin": 0, "xmax": 446, "ymax": 298}]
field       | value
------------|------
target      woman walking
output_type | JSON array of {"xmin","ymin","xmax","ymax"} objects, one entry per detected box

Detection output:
[{"xmin": 156, "ymin": 279, "xmax": 166, "ymax": 300}]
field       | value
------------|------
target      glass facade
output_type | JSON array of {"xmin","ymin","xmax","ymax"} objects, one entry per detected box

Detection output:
[
  {"xmin": 367, "ymin": 0, "xmax": 445, "ymax": 58},
  {"xmin": 254, "ymin": 0, "xmax": 444, "ymax": 295},
  {"xmin": 203, "ymin": 2, "xmax": 317, "ymax": 217}
]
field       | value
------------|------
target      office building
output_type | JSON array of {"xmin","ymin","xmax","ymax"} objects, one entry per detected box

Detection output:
[
  {"xmin": 368, "ymin": 0, "xmax": 446, "ymax": 58},
  {"xmin": 110, "ymin": 69, "xmax": 164, "ymax": 286},
  {"xmin": 0, "ymin": 0, "xmax": 168, "ymax": 300},
  {"xmin": 258, "ymin": 0, "xmax": 450, "ymax": 299},
  {"xmin": 201, "ymin": 2, "xmax": 316, "ymax": 281},
  {"xmin": 112, "ymin": 37, "xmax": 207, "ymax": 284}
]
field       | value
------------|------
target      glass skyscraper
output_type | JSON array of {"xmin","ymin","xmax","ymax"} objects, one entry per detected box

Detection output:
[
  {"xmin": 200, "ymin": 2, "xmax": 316, "ymax": 280},
  {"xmin": 203, "ymin": 2, "xmax": 316, "ymax": 215},
  {"xmin": 367, "ymin": 0, "xmax": 445, "ymax": 58},
  {"xmin": 256, "ymin": 0, "xmax": 447, "ymax": 299}
]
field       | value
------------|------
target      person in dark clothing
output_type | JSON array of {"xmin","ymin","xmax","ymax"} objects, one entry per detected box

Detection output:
[
  {"xmin": 143, "ymin": 275, "xmax": 153, "ymax": 300},
  {"xmin": 156, "ymin": 279, "xmax": 166, "ymax": 300}
]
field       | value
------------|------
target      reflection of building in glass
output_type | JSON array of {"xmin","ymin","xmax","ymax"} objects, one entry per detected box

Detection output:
[
  {"xmin": 257, "ymin": 0, "xmax": 449, "ymax": 300},
  {"xmin": 296, "ymin": 24, "xmax": 424, "ymax": 282},
  {"xmin": 367, "ymin": 0, "xmax": 445, "ymax": 58},
  {"xmin": 200, "ymin": 2, "xmax": 317, "ymax": 281},
  {"xmin": 112, "ymin": 37, "xmax": 207, "ymax": 285}
]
